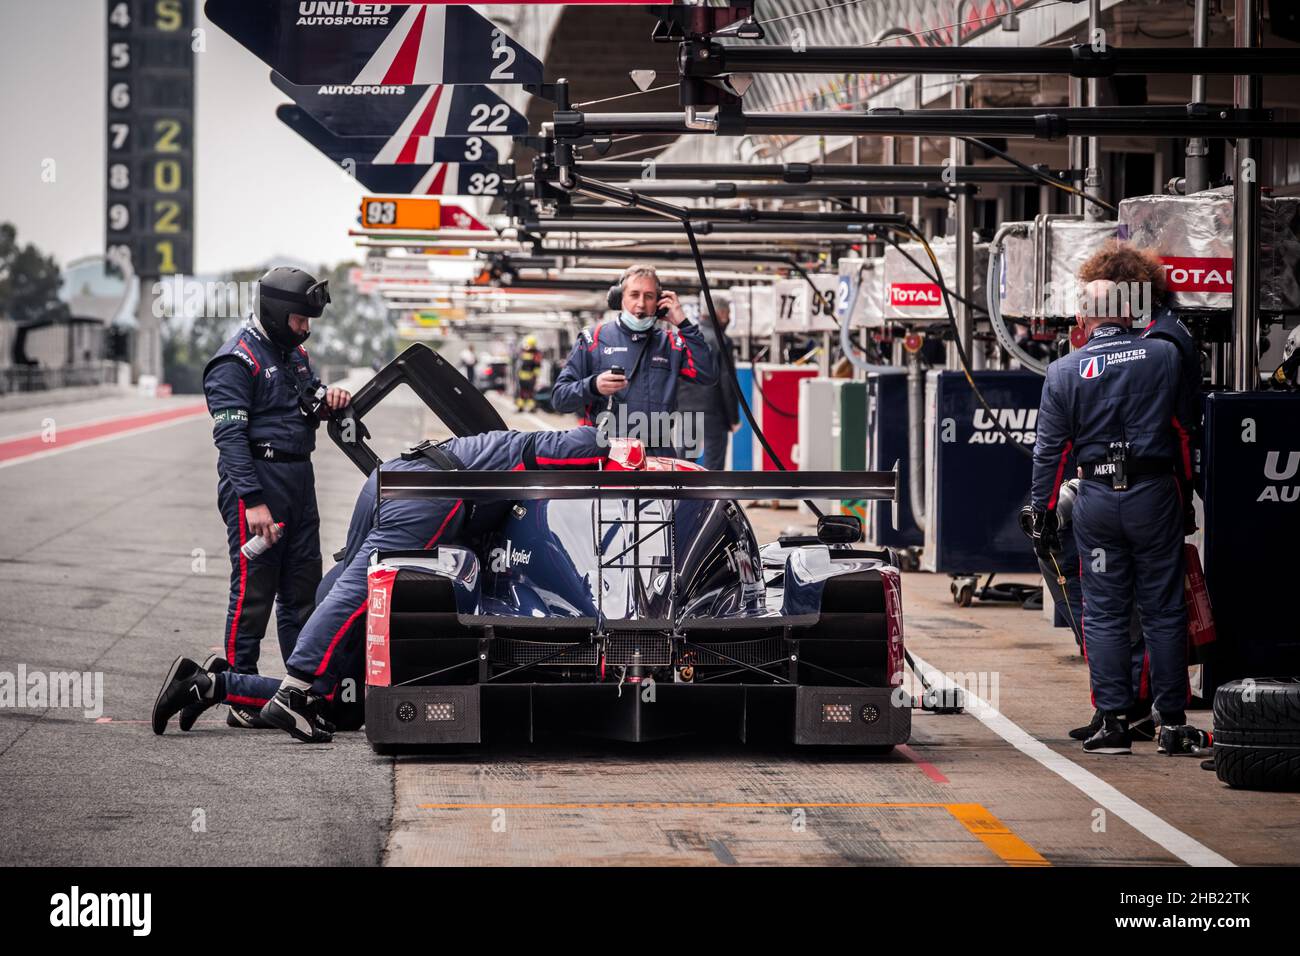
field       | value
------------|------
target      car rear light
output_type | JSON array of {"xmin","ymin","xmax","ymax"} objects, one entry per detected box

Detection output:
[
  {"xmin": 426, "ymin": 701, "xmax": 455, "ymax": 721},
  {"xmin": 396, "ymin": 701, "xmax": 416, "ymax": 723},
  {"xmin": 860, "ymin": 704, "xmax": 880, "ymax": 724},
  {"xmin": 822, "ymin": 702, "xmax": 853, "ymax": 723}
]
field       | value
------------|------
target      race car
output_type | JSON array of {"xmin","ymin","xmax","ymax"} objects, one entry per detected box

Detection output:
[{"xmin": 331, "ymin": 345, "xmax": 909, "ymax": 753}]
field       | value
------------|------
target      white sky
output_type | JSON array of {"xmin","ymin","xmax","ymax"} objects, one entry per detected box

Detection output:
[{"xmin": 0, "ymin": 0, "xmax": 368, "ymax": 275}]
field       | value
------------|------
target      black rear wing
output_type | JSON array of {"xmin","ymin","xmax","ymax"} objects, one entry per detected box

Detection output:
[
  {"xmin": 329, "ymin": 343, "xmax": 507, "ymax": 475},
  {"xmin": 377, "ymin": 468, "xmax": 897, "ymax": 502}
]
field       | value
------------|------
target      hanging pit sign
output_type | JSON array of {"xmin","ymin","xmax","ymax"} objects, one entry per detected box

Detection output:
[
  {"xmin": 105, "ymin": 0, "xmax": 195, "ymax": 278},
  {"xmin": 348, "ymin": 160, "xmax": 507, "ymax": 196},
  {"xmin": 359, "ymin": 197, "xmax": 491, "ymax": 232},
  {"xmin": 277, "ymin": 104, "xmax": 501, "ymax": 166},
  {"xmin": 205, "ymin": 0, "xmax": 543, "ymax": 86},
  {"xmin": 360, "ymin": 196, "xmax": 442, "ymax": 230},
  {"xmin": 270, "ymin": 72, "xmax": 527, "ymax": 139}
]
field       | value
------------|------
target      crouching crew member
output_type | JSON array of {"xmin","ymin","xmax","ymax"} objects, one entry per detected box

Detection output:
[
  {"xmin": 551, "ymin": 265, "xmax": 717, "ymax": 456},
  {"xmin": 1029, "ymin": 250, "xmax": 1201, "ymax": 756},
  {"xmin": 201, "ymin": 266, "xmax": 350, "ymax": 728},
  {"xmin": 153, "ymin": 426, "xmax": 610, "ymax": 743}
]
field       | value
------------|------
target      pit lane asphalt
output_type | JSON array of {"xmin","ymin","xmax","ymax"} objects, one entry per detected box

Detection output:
[
  {"xmin": 0, "ymin": 387, "xmax": 417, "ymax": 865},
  {"xmin": 1, "ymin": 386, "xmax": 1295, "ymax": 866}
]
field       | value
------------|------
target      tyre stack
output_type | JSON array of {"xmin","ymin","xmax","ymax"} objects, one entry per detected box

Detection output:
[{"xmin": 1212, "ymin": 679, "xmax": 1300, "ymax": 791}]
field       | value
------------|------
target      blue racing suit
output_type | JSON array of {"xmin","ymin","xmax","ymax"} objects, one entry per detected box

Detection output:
[
  {"xmin": 551, "ymin": 316, "xmax": 717, "ymax": 455},
  {"xmin": 204, "ymin": 323, "xmax": 324, "ymax": 679},
  {"xmin": 1047, "ymin": 492, "xmax": 1150, "ymax": 712},
  {"xmin": 1031, "ymin": 322, "xmax": 1195, "ymax": 721},
  {"xmin": 221, "ymin": 427, "xmax": 608, "ymax": 708},
  {"xmin": 1141, "ymin": 304, "xmax": 1202, "ymax": 499}
]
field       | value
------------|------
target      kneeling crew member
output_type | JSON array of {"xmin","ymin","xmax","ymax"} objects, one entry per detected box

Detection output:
[
  {"xmin": 153, "ymin": 426, "xmax": 610, "ymax": 742},
  {"xmin": 203, "ymin": 267, "xmax": 351, "ymax": 728},
  {"xmin": 1030, "ymin": 267, "xmax": 1200, "ymax": 756}
]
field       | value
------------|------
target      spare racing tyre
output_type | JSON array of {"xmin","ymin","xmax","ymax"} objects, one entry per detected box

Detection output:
[{"xmin": 1212, "ymin": 679, "xmax": 1300, "ymax": 791}]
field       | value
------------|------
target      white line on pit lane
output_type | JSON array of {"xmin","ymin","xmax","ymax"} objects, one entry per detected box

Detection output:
[{"xmin": 907, "ymin": 649, "xmax": 1234, "ymax": 868}]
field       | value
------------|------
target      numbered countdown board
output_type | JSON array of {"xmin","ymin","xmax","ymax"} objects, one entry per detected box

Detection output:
[{"xmin": 105, "ymin": 0, "xmax": 195, "ymax": 277}]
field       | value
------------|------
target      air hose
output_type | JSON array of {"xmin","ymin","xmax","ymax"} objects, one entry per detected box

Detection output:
[
  {"xmin": 986, "ymin": 222, "xmax": 1049, "ymax": 376},
  {"xmin": 681, "ymin": 221, "xmax": 826, "ymax": 519},
  {"xmin": 878, "ymin": 225, "xmax": 1035, "ymax": 460},
  {"xmin": 838, "ymin": 261, "xmax": 894, "ymax": 374}
]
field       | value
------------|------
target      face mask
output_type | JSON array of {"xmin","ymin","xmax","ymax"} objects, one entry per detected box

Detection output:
[{"xmin": 620, "ymin": 310, "xmax": 655, "ymax": 333}]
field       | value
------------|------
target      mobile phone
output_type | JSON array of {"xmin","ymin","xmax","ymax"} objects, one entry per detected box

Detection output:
[{"xmin": 609, "ymin": 365, "xmax": 626, "ymax": 377}]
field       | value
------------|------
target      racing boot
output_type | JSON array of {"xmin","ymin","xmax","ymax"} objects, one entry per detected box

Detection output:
[
  {"xmin": 260, "ymin": 685, "xmax": 336, "ymax": 743},
  {"xmin": 1070, "ymin": 705, "xmax": 1155, "ymax": 742},
  {"xmin": 226, "ymin": 703, "xmax": 274, "ymax": 729},
  {"xmin": 1068, "ymin": 708, "xmax": 1103, "ymax": 741},
  {"xmin": 178, "ymin": 654, "xmax": 229, "ymax": 732},
  {"xmin": 152, "ymin": 657, "xmax": 216, "ymax": 735},
  {"xmin": 1157, "ymin": 723, "xmax": 1212, "ymax": 756},
  {"xmin": 1082, "ymin": 711, "xmax": 1132, "ymax": 755}
]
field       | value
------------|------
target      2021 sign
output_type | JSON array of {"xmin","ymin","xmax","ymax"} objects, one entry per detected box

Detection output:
[{"xmin": 105, "ymin": 0, "xmax": 195, "ymax": 278}]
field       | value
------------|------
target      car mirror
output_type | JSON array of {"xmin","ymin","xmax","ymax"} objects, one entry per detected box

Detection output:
[{"xmin": 816, "ymin": 514, "xmax": 862, "ymax": 545}]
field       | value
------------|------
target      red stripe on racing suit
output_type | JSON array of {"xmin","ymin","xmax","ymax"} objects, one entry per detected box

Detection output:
[
  {"xmin": 1046, "ymin": 440, "xmax": 1074, "ymax": 510},
  {"xmin": 228, "ymin": 499, "xmax": 248, "ymax": 662}
]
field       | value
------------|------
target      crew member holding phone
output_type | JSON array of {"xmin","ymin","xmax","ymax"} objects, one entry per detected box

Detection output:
[{"xmin": 551, "ymin": 264, "xmax": 717, "ymax": 455}]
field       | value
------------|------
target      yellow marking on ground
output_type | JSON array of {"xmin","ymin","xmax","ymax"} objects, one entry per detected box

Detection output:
[
  {"xmin": 417, "ymin": 800, "xmax": 1049, "ymax": 865},
  {"xmin": 945, "ymin": 803, "xmax": 1051, "ymax": 867}
]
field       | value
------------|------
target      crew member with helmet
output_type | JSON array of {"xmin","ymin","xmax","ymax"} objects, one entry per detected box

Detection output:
[
  {"xmin": 516, "ymin": 335, "xmax": 544, "ymax": 412},
  {"xmin": 199, "ymin": 266, "xmax": 351, "ymax": 728}
]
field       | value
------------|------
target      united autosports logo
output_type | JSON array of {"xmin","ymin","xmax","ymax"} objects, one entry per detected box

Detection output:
[
  {"xmin": 297, "ymin": 3, "xmax": 392, "ymax": 26},
  {"xmin": 315, "ymin": 85, "xmax": 405, "ymax": 95},
  {"xmin": 970, "ymin": 408, "xmax": 1037, "ymax": 445},
  {"xmin": 1080, "ymin": 355, "xmax": 1106, "ymax": 379}
]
